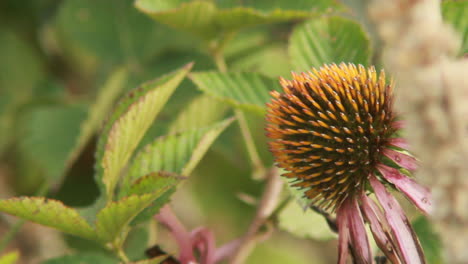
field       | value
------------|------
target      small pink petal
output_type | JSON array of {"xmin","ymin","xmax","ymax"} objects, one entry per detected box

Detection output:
[
  {"xmin": 370, "ymin": 176, "xmax": 426, "ymax": 264},
  {"xmin": 347, "ymin": 198, "xmax": 372, "ymax": 264},
  {"xmin": 377, "ymin": 164, "xmax": 432, "ymax": 215},
  {"xmin": 393, "ymin": 120, "xmax": 405, "ymax": 129},
  {"xmin": 388, "ymin": 137, "xmax": 409, "ymax": 149},
  {"xmin": 336, "ymin": 200, "xmax": 351, "ymax": 264},
  {"xmin": 360, "ymin": 193, "xmax": 400, "ymax": 264},
  {"xmin": 382, "ymin": 148, "xmax": 418, "ymax": 171},
  {"xmin": 191, "ymin": 227, "xmax": 216, "ymax": 264}
]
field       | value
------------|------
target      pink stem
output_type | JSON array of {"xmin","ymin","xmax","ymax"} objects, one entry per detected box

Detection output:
[{"xmin": 155, "ymin": 205, "xmax": 196, "ymax": 263}]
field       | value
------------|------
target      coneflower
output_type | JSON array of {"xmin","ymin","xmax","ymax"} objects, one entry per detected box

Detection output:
[{"xmin": 266, "ymin": 63, "xmax": 432, "ymax": 264}]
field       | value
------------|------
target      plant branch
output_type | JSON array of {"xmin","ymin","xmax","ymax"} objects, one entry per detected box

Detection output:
[{"xmin": 228, "ymin": 167, "xmax": 283, "ymax": 264}]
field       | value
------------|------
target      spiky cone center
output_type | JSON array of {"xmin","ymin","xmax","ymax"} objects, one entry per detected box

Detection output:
[{"xmin": 266, "ymin": 63, "xmax": 396, "ymax": 212}]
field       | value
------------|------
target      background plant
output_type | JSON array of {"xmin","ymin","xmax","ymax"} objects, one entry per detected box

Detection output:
[{"xmin": 0, "ymin": 0, "xmax": 465, "ymax": 263}]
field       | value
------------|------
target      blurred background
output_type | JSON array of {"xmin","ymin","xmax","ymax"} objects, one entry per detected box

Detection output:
[{"xmin": 0, "ymin": 0, "xmax": 446, "ymax": 263}]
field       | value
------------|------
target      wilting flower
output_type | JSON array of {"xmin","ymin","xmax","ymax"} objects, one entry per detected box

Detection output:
[{"xmin": 266, "ymin": 63, "xmax": 432, "ymax": 264}]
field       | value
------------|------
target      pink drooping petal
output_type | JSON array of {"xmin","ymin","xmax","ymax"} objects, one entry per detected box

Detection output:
[
  {"xmin": 388, "ymin": 137, "xmax": 409, "ymax": 149},
  {"xmin": 393, "ymin": 120, "xmax": 405, "ymax": 129},
  {"xmin": 370, "ymin": 176, "xmax": 426, "ymax": 264},
  {"xmin": 360, "ymin": 193, "xmax": 400, "ymax": 264},
  {"xmin": 155, "ymin": 205, "xmax": 196, "ymax": 263},
  {"xmin": 347, "ymin": 198, "xmax": 372, "ymax": 264},
  {"xmin": 336, "ymin": 200, "xmax": 351, "ymax": 264},
  {"xmin": 377, "ymin": 164, "xmax": 432, "ymax": 215},
  {"xmin": 382, "ymin": 148, "xmax": 418, "ymax": 171},
  {"xmin": 191, "ymin": 227, "xmax": 216, "ymax": 264}
]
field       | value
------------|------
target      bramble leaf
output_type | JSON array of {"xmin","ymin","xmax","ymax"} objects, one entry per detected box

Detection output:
[
  {"xmin": 0, "ymin": 197, "xmax": 95, "ymax": 240},
  {"xmin": 95, "ymin": 191, "xmax": 171, "ymax": 243},
  {"xmin": 124, "ymin": 118, "xmax": 234, "ymax": 186},
  {"xmin": 289, "ymin": 16, "xmax": 371, "ymax": 71},
  {"xmin": 190, "ymin": 72, "xmax": 280, "ymax": 115},
  {"xmin": 135, "ymin": 0, "xmax": 321, "ymax": 40},
  {"xmin": 95, "ymin": 63, "xmax": 193, "ymax": 200},
  {"xmin": 119, "ymin": 119, "xmax": 233, "ymax": 224},
  {"xmin": 168, "ymin": 94, "xmax": 229, "ymax": 134}
]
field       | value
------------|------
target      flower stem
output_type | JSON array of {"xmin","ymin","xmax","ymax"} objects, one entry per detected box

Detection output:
[
  {"xmin": 115, "ymin": 246, "xmax": 130, "ymax": 263},
  {"xmin": 235, "ymin": 110, "xmax": 266, "ymax": 178},
  {"xmin": 210, "ymin": 41, "xmax": 265, "ymax": 177}
]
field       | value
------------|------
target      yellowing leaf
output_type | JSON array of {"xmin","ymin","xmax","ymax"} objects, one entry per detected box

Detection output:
[
  {"xmin": 0, "ymin": 197, "xmax": 95, "ymax": 240},
  {"xmin": 95, "ymin": 191, "xmax": 170, "ymax": 243}
]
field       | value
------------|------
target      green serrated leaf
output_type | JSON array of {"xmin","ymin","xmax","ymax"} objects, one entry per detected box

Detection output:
[
  {"xmin": 124, "ymin": 173, "xmax": 181, "ymax": 198},
  {"xmin": 190, "ymin": 72, "xmax": 280, "ymax": 115},
  {"xmin": 168, "ymin": 94, "xmax": 229, "ymax": 134},
  {"xmin": 123, "ymin": 119, "xmax": 234, "ymax": 189},
  {"xmin": 0, "ymin": 251, "xmax": 19, "ymax": 264},
  {"xmin": 442, "ymin": 0, "xmax": 468, "ymax": 56},
  {"xmin": 41, "ymin": 253, "xmax": 118, "ymax": 264},
  {"xmin": 278, "ymin": 200, "xmax": 336, "ymax": 241},
  {"xmin": 182, "ymin": 118, "xmax": 234, "ymax": 175},
  {"xmin": 120, "ymin": 119, "xmax": 233, "ymax": 224},
  {"xmin": 19, "ymin": 105, "xmax": 87, "ymax": 182},
  {"xmin": 95, "ymin": 63, "xmax": 193, "ymax": 201},
  {"xmin": 95, "ymin": 191, "xmax": 170, "ymax": 243},
  {"xmin": 135, "ymin": 0, "xmax": 317, "ymax": 40},
  {"xmin": 0, "ymin": 197, "xmax": 95, "ymax": 240},
  {"xmin": 130, "ymin": 188, "xmax": 175, "ymax": 226},
  {"xmin": 289, "ymin": 16, "xmax": 371, "ymax": 71}
]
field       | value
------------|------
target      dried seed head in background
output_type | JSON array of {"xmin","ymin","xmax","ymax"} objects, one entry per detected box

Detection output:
[{"xmin": 266, "ymin": 63, "xmax": 432, "ymax": 264}]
